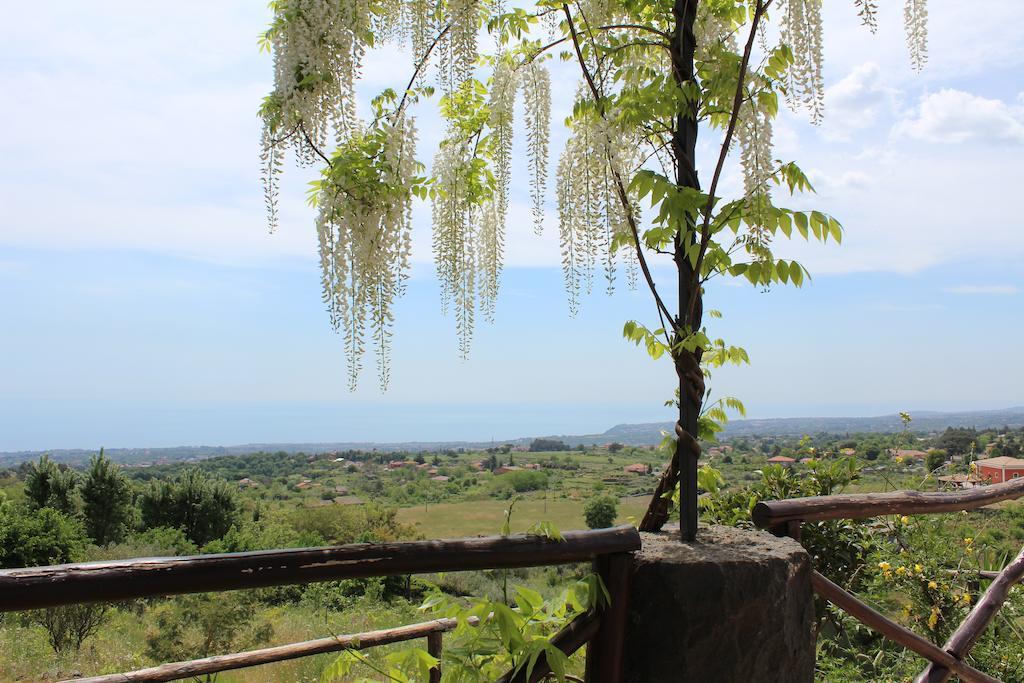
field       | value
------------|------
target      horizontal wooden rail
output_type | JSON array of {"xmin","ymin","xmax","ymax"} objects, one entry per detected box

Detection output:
[
  {"xmin": 0, "ymin": 525, "xmax": 641, "ymax": 612},
  {"xmin": 64, "ymin": 617, "xmax": 464, "ymax": 683},
  {"xmin": 917, "ymin": 543, "xmax": 1024, "ymax": 683},
  {"xmin": 753, "ymin": 477, "xmax": 1024, "ymax": 529},
  {"xmin": 810, "ymin": 571, "xmax": 999, "ymax": 683}
]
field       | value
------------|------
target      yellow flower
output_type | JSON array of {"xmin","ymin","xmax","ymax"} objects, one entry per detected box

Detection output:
[
  {"xmin": 928, "ymin": 607, "xmax": 940, "ymax": 631},
  {"xmin": 963, "ymin": 537, "xmax": 973, "ymax": 546},
  {"xmin": 915, "ymin": 564, "xmax": 924, "ymax": 574},
  {"xmin": 928, "ymin": 580, "xmax": 938, "ymax": 590},
  {"xmin": 878, "ymin": 561, "xmax": 891, "ymax": 571},
  {"xmin": 896, "ymin": 566, "xmax": 908, "ymax": 576},
  {"xmin": 900, "ymin": 516, "xmax": 910, "ymax": 525},
  {"xmin": 962, "ymin": 594, "xmax": 972, "ymax": 606}
]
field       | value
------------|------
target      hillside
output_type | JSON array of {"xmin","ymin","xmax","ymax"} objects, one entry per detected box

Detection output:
[{"xmin": 3, "ymin": 406, "xmax": 1021, "ymax": 466}]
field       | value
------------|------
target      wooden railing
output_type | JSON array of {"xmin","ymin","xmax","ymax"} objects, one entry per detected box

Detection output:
[
  {"xmin": 0, "ymin": 525, "xmax": 641, "ymax": 683},
  {"xmin": 754, "ymin": 476, "xmax": 1024, "ymax": 683}
]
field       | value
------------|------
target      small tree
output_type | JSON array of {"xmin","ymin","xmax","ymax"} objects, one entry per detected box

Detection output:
[
  {"xmin": 35, "ymin": 604, "xmax": 109, "ymax": 655},
  {"xmin": 0, "ymin": 502, "xmax": 85, "ymax": 569},
  {"xmin": 584, "ymin": 495, "xmax": 618, "ymax": 529},
  {"xmin": 81, "ymin": 449, "xmax": 134, "ymax": 546},
  {"xmin": 925, "ymin": 449, "xmax": 948, "ymax": 473},
  {"xmin": 145, "ymin": 593, "xmax": 273, "ymax": 680},
  {"xmin": 259, "ymin": 0, "xmax": 930, "ymax": 541},
  {"xmin": 24, "ymin": 455, "xmax": 78, "ymax": 515},
  {"xmin": 140, "ymin": 468, "xmax": 238, "ymax": 547}
]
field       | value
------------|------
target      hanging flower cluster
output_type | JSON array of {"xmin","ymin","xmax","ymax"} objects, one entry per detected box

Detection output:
[
  {"xmin": 735, "ymin": 84, "xmax": 775, "ymax": 258},
  {"xmin": 557, "ymin": 105, "xmax": 640, "ymax": 314},
  {"xmin": 522, "ymin": 62, "xmax": 551, "ymax": 235},
  {"xmin": 481, "ymin": 60, "xmax": 518, "ymax": 321},
  {"xmin": 315, "ymin": 115, "xmax": 420, "ymax": 390},
  {"xmin": 779, "ymin": 0, "xmax": 825, "ymax": 124},
  {"xmin": 265, "ymin": 0, "xmax": 372, "ymax": 148},
  {"xmin": 904, "ymin": 0, "xmax": 929, "ymax": 72},
  {"xmin": 258, "ymin": 0, "xmax": 930, "ymax": 390}
]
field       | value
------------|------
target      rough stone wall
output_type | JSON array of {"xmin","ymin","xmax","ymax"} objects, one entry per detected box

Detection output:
[{"xmin": 620, "ymin": 525, "xmax": 815, "ymax": 682}]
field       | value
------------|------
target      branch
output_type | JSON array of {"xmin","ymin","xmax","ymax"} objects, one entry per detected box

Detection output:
[
  {"xmin": 393, "ymin": 23, "xmax": 452, "ymax": 118},
  {"xmin": 563, "ymin": 4, "xmax": 678, "ymax": 335},
  {"xmin": 593, "ymin": 23, "xmax": 671, "ymax": 39},
  {"xmin": 529, "ymin": 23, "xmax": 668, "ymax": 62},
  {"xmin": 300, "ymin": 124, "xmax": 333, "ymax": 167}
]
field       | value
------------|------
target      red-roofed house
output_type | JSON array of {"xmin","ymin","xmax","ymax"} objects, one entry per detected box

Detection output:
[
  {"xmin": 767, "ymin": 456, "xmax": 795, "ymax": 468},
  {"xmin": 890, "ymin": 449, "xmax": 928, "ymax": 460},
  {"xmin": 976, "ymin": 456, "xmax": 1024, "ymax": 484}
]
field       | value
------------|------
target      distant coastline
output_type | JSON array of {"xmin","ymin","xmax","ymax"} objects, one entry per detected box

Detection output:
[{"xmin": 3, "ymin": 406, "xmax": 1021, "ymax": 467}]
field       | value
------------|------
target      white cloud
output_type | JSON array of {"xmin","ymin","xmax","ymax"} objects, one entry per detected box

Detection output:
[
  {"xmin": 821, "ymin": 63, "xmax": 899, "ymax": 141},
  {"xmin": 944, "ymin": 285, "xmax": 1019, "ymax": 295},
  {"xmin": 808, "ymin": 168, "xmax": 871, "ymax": 193},
  {"xmin": 2, "ymin": 0, "xmax": 1023, "ymax": 283},
  {"xmin": 893, "ymin": 89, "xmax": 1024, "ymax": 144}
]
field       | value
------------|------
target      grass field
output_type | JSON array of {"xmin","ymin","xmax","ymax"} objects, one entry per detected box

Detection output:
[{"xmin": 396, "ymin": 495, "xmax": 652, "ymax": 538}]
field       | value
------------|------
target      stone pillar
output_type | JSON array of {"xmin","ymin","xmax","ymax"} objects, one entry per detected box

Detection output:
[{"xmin": 620, "ymin": 525, "xmax": 815, "ymax": 682}]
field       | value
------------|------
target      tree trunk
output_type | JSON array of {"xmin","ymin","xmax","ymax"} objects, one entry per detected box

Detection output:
[{"xmin": 639, "ymin": 0, "xmax": 704, "ymax": 542}]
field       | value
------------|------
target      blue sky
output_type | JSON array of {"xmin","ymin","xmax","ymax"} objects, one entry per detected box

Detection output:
[{"xmin": 1, "ymin": 2, "xmax": 1022, "ymax": 451}]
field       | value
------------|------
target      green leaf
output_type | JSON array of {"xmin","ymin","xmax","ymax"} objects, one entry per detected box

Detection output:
[{"xmin": 794, "ymin": 212, "xmax": 809, "ymax": 240}]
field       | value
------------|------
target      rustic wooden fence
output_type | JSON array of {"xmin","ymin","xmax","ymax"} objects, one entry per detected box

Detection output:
[
  {"xmin": 0, "ymin": 525, "xmax": 640, "ymax": 683},
  {"xmin": 753, "ymin": 476, "xmax": 1024, "ymax": 683}
]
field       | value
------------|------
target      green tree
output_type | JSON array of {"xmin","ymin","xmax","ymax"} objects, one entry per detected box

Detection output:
[
  {"xmin": 935, "ymin": 428, "xmax": 978, "ymax": 456},
  {"xmin": 36, "ymin": 604, "xmax": 109, "ymax": 655},
  {"xmin": 0, "ymin": 501, "xmax": 85, "ymax": 568},
  {"xmin": 145, "ymin": 593, "xmax": 273, "ymax": 679},
  {"xmin": 925, "ymin": 449, "xmax": 948, "ymax": 473},
  {"xmin": 139, "ymin": 468, "xmax": 238, "ymax": 547},
  {"xmin": 529, "ymin": 439, "xmax": 570, "ymax": 453},
  {"xmin": 583, "ymin": 495, "xmax": 619, "ymax": 529},
  {"xmin": 24, "ymin": 454, "xmax": 78, "ymax": 515},
  {"xmin": 81, "ymin": 449, "xmax": 134, "ymax": 545},
  {"xmin": 259, "ymin": 0, "xmax": 929, "ymax": 542}
]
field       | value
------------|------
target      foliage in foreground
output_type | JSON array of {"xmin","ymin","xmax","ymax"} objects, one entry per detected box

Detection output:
[
  {"xmin": 701, "ymin": 456, "xmax": 1024, "ymax": 681},
  {"xmin": 323, "ymin": 573, "xmax": 606, "ymax": 682}
]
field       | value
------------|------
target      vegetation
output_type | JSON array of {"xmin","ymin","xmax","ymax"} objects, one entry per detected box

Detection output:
[
  {"xmin": 583, "ymin": 496, "xmax": 619, "ymax": 529},
  {"xmin": 139, "ymin": 468, "xmax": 239, "ymax": 547},
  {"xmin": 24, "ymin": 454, "xmax": 78, "ymax": 515},
  {"xmin": 3, "ymin": 421, "xmax": 1022, "ymax": 679},
  {"xmin": 81, "ymin": 449, "xmax": 134, "ymax": 546}
]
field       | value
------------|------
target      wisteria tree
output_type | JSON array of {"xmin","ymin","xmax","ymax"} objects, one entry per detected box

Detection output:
[{"xmin": 259, "ymin": 0, "xmax": 928, "ymax": 540}]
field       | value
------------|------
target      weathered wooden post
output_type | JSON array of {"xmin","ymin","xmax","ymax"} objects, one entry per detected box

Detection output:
[
  {"xmin": 426, "ymin": 630, "xmax": 443, "ymax": 683},
  {"xmin": 585, "ymin": 552, "xmax": 633, "ymax": 682}
]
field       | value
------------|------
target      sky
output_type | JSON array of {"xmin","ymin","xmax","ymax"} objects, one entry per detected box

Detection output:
[{"xmin": 1, "ymin": 2, "xmax": 1023, "ymax": 451}]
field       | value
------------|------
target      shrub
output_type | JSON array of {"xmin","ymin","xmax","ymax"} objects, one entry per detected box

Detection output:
[
  {"xmin": 144, "ymin": 593, "xmax": 273, "ymax": 666},
  {"xmin": 81, "ymin": 450, "xmax": 134, "ymax": 545},
  {"xmin": 33, "ymin": 604, "xmax": 108, "ymax": 655},
  {"xmin": 583, "ymin": 496, "xmax": 618, "ymax": 529},
  {"xmin": 24, "ymin": 455, "xmax": 78, "ymax": 515},
  {"xmin": 0, "ymin": 502, "xmax": 85, "ymax": 568},
  {"xmin": 139, "ymin": 468, "xmax": 238, "ymax": 547}
]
